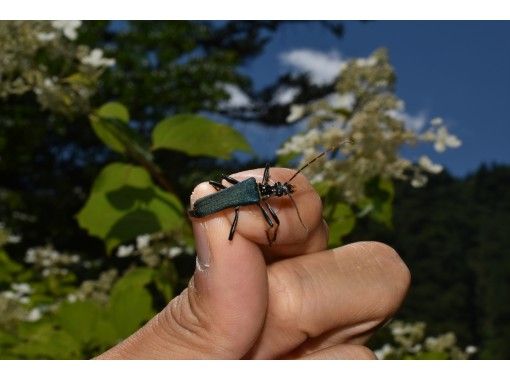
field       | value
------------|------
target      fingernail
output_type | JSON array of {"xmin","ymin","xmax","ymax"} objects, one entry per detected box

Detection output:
[{"xmin": 193, "ymin": 222, "xmax": 211, "ymax": 271}]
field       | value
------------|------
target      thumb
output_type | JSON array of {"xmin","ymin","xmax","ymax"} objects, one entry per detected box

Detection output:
[{"xmin": 97, "ymin": 181, "xmax": 268, "ymax": 359}]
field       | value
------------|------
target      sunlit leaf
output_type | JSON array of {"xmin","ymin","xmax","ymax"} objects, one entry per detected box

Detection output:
[
  {"xmin": 326, "ymin": 202, "xmax": 356, "ymax": 246},
  {"xmin": 90, "ymin": 102, "xmax": 153, "ymax": 164},
  {"xmin": 75, "ymin": 163, "xmax": 184, "ymax": 252},
  {"xmin": 108, "ymin": 268, "xmax": 155, "ymax": 338},
  {"xmin": 56, "ymin": 300, "xmax": 103, "ymax": 345},
  {"xmin": 152, "ymin": 114, "xmax": 252, "ymax": 159}
]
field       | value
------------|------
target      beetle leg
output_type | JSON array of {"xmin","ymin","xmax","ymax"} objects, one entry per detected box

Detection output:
[
  {"xmin": 258, "ymin": 202, "xmax": 278, "ymax": 246},
  {"xmin": 221, "ymin": 174, "xmax": 239, "ymax": 185},
  {"xmin": 263, "ymin": 200, "xmax": 280, "ymax": 244},
  {"xmin": 228, "ymin": 206, "xmax": 241, "ymax": 241},
  {"xmin": 262, "ymin": 163, "xmax": 270, "ymax": 185},
  {"xmin": 258, "ymin": 203, "xmax": 274, "ymax": 228},
  {"xmin": 209, "ymin": 180, "xmax": 226, "ymax": 191}
]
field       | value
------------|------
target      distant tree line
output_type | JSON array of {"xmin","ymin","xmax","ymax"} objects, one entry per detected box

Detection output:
[{"xmin": 356, "ymin": 164, "xmax": 510, "ymax": 359}]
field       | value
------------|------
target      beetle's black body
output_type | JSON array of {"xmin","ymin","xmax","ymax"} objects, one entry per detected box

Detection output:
[{"xmin": 189, "ymin": 142, "xmax": 351, "ymax": 244}]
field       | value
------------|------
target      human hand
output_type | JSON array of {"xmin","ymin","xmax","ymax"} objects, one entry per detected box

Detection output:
[{"xmin": 97, "ymin": 168, "xmax": 410, "ymax": 359}]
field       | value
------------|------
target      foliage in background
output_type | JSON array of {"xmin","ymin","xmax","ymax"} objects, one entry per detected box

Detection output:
[{"xmin": 2, "ymin": 20, "xmax": 501, "ymax": 359}]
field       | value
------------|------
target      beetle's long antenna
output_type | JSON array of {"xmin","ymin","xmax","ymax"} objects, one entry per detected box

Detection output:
[
  {"xmin": 287, "ymin": 193, "xmax": 308, "ymax": 232},
  {"xmin": 286, "ymin": 138, "xmax": 354, "ymax": 184}
]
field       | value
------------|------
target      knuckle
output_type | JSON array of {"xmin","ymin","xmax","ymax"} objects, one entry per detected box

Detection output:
[{"xmin": 267, "ymin": 263, "xmax": 306, "ymax": 330}]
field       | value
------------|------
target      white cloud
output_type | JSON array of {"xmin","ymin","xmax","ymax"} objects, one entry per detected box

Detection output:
[
  {"xmin": 272, "ymin": 86, "xmax": 300, "ymax": 105},
  {"xmin": 279, "ymin": 49, "xmax": 347, "ymax": 86},
  {"xmin": 219, "ymin": 83, "xmax": 252, "ymax": 108}
]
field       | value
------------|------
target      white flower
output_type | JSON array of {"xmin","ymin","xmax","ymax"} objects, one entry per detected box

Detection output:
[
  {"xmin": 355, "ymin": 56, "xmax": 377, "ymax": 67},
  {"xmin": 1, "ymin": 290, "xmax": 15, "ymax": 300},
  {"xmin": 168, "ymin": 246, "xmax": 183, "ymax": 258},
  {"xmin": 51, "ymin": 20, "xmax": 82, "ymax": 40},
  {"xmin": 136, "ymin": 234, "xmax": 151, "ymax": 250},
  {"xmin": 43, "ymin": 78, "xmax": 56, "ymax": 88},
  {"xmin": 12, "ymin": 283, "xmax": 32, "ymax": 294},
  {"xmin": 81, "ymin": 48, "xmax": 116, "ymax": 68},
  {"xmin": 434, "ymin": 127, "xmax": 462, "ymax": 153},
  {"xmin": 36, "ymin": 32, "xmax": 56, "ymax": 42},
  {"xmin": 465, "ymin": 345, "xmax": 478, "ymax": 355},
  {"xmin": 418, "ymin": 156, "xmax": 443, "ymax": 174},
  {"xmin": 325, "ymin": 92, "xmax": 355, "ymax": 111},
  {"xmin": 411, "ymin": 173, "xmax": 428, "ymax": 188},
  {"xmin": 374, "ymin": 343, "xmax": 394, "ymax": 359},
  {"xmin": 286, "ymin": 104, "xmax": 305, "ymax": 123},
  {"xmin": 67, "ymin": 294, "xmax": 78, "ymax": 303},
  {"xmin": 25, "ymin": 308, "xmax": 42, "ymax": 322},
  {"xmin": 117, "ymin": 244, "xmax": 135, "ymax": 258},
  {"xmin": 7, "ymin": 234, "xmax": 21, "ymax": 244}
]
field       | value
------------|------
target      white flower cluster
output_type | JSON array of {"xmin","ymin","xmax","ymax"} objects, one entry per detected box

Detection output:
[
  {"xmin": 0, "ymin": 21, "xmax": 114, "ymax": 116},
  {"xmin": 81, "ymin": 48, "xmax": 116, "ymax": 68},
  {"xmin": 25, "ymin": 245, "xmax": 80, "ymax": 277},
  {"xmin": 61, "ymin": 269, "xmax": 118, "ymax": 306},
  {"xmin": 115, "ymin": 233, "xmax": 194, "ymax": 267},
  {"xmin": 280, "ymin": 48, "xmax": 462, "ymax": 203},
  {"xmin": 1, "ymin": 283, "xmax": 32, "ymax": 305},
  {"xmin": 35, "ymin": 21, "xmax": 82, "ymax": 42},
  {"xmin": 375, "ymin": 320, "xmax": 477, "ymax": 360}
]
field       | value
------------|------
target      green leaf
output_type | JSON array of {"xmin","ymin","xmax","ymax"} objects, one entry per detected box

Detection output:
[
  {"xmin": 13, "ymin": 322, "xmax": 81, "ymax": 359},
  {"xmin": 64, "ymin": 72, "xmax": 95, "ymax": 87},
  {"xmin": 76, "ymin": 163, "xmax": 184, "ymax": 252},
  {"xmin": 276, "ymin": 151, "xmax": 300, "ymax": 167},
  {"xmin": 312, "ymin": 181, "xmax": 333, "ymax": 197},
  {"xmin": 414, "ymin": 351, "xmax": 450, "ymax": 360},
  {"xmin": 326, "ymin": 203, "xmax": 356, "ymax": 246},
  {"xmin": 108, "ymin": 268, "xmax": 155, "ymax": 338},
  {"xmin": 358, "ymin": 177, "xmax": 395, "ymax": 228},
  {"xmin": 0, "ymin": 249, "xmax": 23, "ymax": 282},
  {"xmin": 90, "ymin": 102, "xmax": 153, "ymax": 163},
  {"xmin": 90, "ymin": 102, "xmax": 129, "ymax": 154},
  {"xmin": 152, "ymin": 114, "xmax": 252, "ymax": 159},
  {"xmin": 55, "ymin": 300, "xmax": 102, "ymax": 345}
]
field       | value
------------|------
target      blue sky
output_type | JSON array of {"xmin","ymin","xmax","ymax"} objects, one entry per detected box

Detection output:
[{"xmin": 229, "ymin": 21, "xmax": 510, "ymax": 177}]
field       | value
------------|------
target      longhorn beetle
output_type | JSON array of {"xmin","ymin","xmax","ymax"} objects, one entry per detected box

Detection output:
[{"xmin": 188, "ymin": 140, "xmax": 352, "ymax": 245}]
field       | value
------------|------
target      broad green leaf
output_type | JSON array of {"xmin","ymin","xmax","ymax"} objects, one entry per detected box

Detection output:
[
  {"xmin": 154, "ymin": 261, "xmax": 177, "ymax": 302},
  {"xmin": 326, "ymin": 203, "xmax": 356, "ymax": 246},
  {"xmin": 90, "ymin": 102, "xmax": 129, "ymax": 154},
  {"xmin": 76, "ymin": 163, "xmax": 184, "ymax": 252},
  {"xmin": 358, "ymin": 177, "xmax": 395, "ymax": 228},
  {"xmin": 13, "ymin": 322, "xmax": 81, "ymax": 359},
  {"xmin": 152, "ymin": 114, "xmax": 252, "ymax": 159},
  {"xmin": 90, "ymin": 102, "xmax": 153, "ymax": 164},
  {"xmin": 108, "ymin": 268, "xmax": 155, "ymax": 338},
  {"xmin": 56, "ymin": 300, "xmax": 102, "ymax": 345}
]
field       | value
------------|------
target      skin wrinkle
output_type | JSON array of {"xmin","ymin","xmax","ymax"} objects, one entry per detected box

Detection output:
[{"xmin": 300, "ymin": 344, "xmax": 377, "ymax": 360}]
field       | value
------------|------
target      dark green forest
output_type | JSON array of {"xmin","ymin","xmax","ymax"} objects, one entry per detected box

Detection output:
[{"xmin": 359, "ymin": 164, "xmax": 510, "ymax": 359}]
